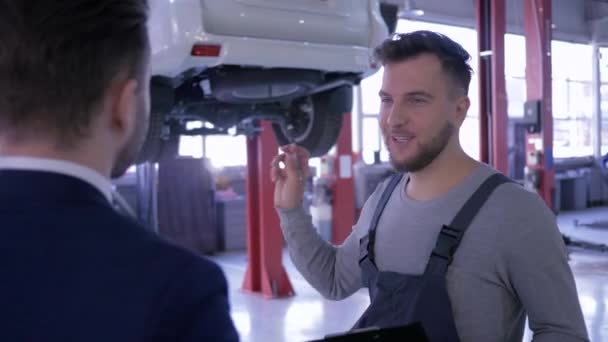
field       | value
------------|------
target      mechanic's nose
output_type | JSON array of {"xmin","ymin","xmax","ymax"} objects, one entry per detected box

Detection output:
[{"xmin": 386, "ymin": 104, "xmax": 408, "ymax": 128}]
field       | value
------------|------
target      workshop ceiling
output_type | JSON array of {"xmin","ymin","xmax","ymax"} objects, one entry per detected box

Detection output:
[{"xmin": 382, "ymin": 0, "xmax": 608, "ymax": 45}]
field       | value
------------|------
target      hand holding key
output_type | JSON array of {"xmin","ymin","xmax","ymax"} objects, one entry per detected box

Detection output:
[{"xmin": 271, "ymin": 144, "xmax": 310, "ymax": 210}]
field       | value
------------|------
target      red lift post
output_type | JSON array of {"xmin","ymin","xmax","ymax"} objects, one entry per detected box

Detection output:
[
  {"xmin": 523, "ymin": 0, "xmax": 554, "ymax": 209},
  {"xmin": 475, "ymin": 0, "xmax": 508, "ymax": 174},
  {"xmin": 242, "ymin": 121, "xmax": 294, "ymax": 298},
  {"xmin": 331, "ymin": 112, "xmax": 356, "ymax": 245}
]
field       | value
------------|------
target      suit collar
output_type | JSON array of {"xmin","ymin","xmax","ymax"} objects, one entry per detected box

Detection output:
[
  {"xmin": 0, "ymin": 170, "xmax": 112, "ymax": 208},
  {"xmin": 0, "ymin": 157, "xmax": 112, "ymax": 203}
]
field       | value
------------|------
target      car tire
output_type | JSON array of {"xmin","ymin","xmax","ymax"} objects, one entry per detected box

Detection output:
[{"xmin": 272, "ymin": 85, "xmax": 352, "ymax": 157}]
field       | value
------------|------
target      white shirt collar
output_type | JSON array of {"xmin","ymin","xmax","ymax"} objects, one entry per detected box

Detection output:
[{"xmin": 0, "ymin": 156, "xmax": 113, "ymax": 203}]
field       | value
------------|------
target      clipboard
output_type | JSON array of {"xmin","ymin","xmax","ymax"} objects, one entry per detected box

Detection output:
[{"xmin": 307, "ymin": 323, "xmax": 429, "ymax": 342}]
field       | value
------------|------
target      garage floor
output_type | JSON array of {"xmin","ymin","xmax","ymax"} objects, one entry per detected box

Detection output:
[{"xmin": 211, "ymin": 207, "xmax": 608, "ymax": 342}]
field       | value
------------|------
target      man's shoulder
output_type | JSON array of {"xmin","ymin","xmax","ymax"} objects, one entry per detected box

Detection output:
[
  {"xmin": 80, "ymin": 202, "xmax": 234, "ymax": 339},
  {"xmin": 143, "ymin": 233, "xmax": 229, "ymax": 317},
  {"xmin": 469, "ymin": 164, "xmax": 546, "ymax": 210},
  {"xmin": 477, "ymin": 171, "xmax": 558, "ymax": 240},
  {"xmin": 81, "ymin": 205, "xmax": 226, "ymax": 287},
  {"xmin": 489, "ymin": 176, "xmax": 549, "ymax": 212},
  {"xmin": 117, "ymin": 214, "xmax": 223, "ymax": 274}
]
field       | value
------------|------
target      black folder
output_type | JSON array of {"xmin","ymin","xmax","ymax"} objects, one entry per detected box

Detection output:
[{"xmin": 307, "ymin": 323, "xmax": 429, "ymax": 342}]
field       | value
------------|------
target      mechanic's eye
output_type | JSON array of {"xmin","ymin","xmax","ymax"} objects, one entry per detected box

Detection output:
[{"xmin": 409, "ymin": 97, "xmax": 426, "ymax": 105}]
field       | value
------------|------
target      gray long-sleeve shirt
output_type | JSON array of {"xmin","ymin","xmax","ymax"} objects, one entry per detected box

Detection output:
[{"xmin": 277, "ymin": 163, "xmax": 589, "ymax": 342}]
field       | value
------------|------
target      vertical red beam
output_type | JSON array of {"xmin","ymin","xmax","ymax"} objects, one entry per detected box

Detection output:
[
  {"xmin": 524, "ymin": 0, "xmax": 554, "ymax": 208},
  {"xmin": 475, "ymin": 0, "xmax": 508, "ymax": 173},
  {"xmin": 490, "ymin": 0, "xmax": 508, "ymax": 174},
  {"xmin": 476, "ymin": 0, "xmax": 490, "ymax": 164},
  {"xmin": 332, "ymin": 113, "xmax": 355, "ymax": 245},
  {"xmin": 243, "ymin": 131, "xmax": 262, "ymax": 293},
  {"xmin": 243, "ymin": 121, "xmax": 294, "ymax": 298}
]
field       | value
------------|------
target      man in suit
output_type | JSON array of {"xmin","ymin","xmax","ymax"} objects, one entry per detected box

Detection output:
[{"xmin": 0, "ymin": 1, "xmax": 239, "ymax": 341}]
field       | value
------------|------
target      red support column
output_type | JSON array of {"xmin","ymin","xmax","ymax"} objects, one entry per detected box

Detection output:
[
  {"xmin": 475, "ymin": 0, "xmax": 508, "ymax": 174},
  {"xmin": 476, "ymin": 0, "xmax": 490, "ymax": 164},
  {"xmin": 242, "ymin": 121, "xmax": 294, "ymax": 298},
  {"xmin": 331, "ymin": 113, "xmax": 355, "ymax": 245},
  {"xmin": 524, "ymin": 0, "xmax": 554, "ymax": 208}
]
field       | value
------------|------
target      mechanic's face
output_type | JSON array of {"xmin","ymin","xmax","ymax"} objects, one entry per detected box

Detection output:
[
  {"xmin": 111, "ymin": 71, "xmax": 150, "ymax": 178},
  {"xmin": 379, "ymin": 53, "xmax": 468, "ymax": 173}
]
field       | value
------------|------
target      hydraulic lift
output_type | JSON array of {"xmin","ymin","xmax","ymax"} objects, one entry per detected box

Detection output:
[
  {"xmin": 522, "ymin": 0, "xmax": 608, "ymax": 252},
  {"xmin": 475, "ymin": 0, "xmax": 608, "ymax": 254},
  {"xmin": 475, "ymin": 0, "xmax": 554, "ymax": 206},
  {"xmin": 242, "ymin": 110, "xmax": 355, "ymax": 297},
  {"xmin": 242, "ymin": 120, "xmax": 294, "ymax": 298},
  {"xmin": 475, "ymin": 0, "xmax": 508, "ymax": 175},
  {"xmin": 522, "ymin": 0, "xmax": 554, "ymax": 208},
  {"xmin": 331, "ymin": 113, "xmax": 356, "ymax": 245}
]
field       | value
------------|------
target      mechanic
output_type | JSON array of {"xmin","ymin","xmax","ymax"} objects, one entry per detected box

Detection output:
[{"xmin": 271, "ymin": 31, "xmax": 589, "ymax": 341}]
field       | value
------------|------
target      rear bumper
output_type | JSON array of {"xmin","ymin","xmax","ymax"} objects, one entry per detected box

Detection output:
[{"xmin": 151, "ymin": 33, "xmax": 380, "ymax": 79}]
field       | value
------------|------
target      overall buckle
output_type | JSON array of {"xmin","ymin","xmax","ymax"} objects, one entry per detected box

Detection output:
[{"xmin": 430, "ymin": 225, "xmax": 464, "ymax": 264}]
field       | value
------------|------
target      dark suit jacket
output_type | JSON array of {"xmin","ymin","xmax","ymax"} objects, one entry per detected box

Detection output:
[{"xmin": 0, "ymin": 170, "xmax": 239, "ymax": 342}]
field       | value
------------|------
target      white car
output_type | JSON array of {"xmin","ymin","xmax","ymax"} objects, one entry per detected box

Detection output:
[{"xmin": 139, "ymin": 0, "xmax": 396, "ymax": 161}]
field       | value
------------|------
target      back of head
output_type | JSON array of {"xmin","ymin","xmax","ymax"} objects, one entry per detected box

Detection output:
[
  {"xmin": 373, "ymin": 30, "xmax": 473, "ymax": 96},
  {"xmin": 0, "ymin": 0, "xmax": 149, "ymax": 146}
]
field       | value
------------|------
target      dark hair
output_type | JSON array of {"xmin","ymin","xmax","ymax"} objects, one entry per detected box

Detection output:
[
  {"xmin": 0, "ymin": 0, "xmax": 149, "ymax": 145},
  {"xmin": 374, "ymin": 30, "xmax": 473, "ymax": 95}
]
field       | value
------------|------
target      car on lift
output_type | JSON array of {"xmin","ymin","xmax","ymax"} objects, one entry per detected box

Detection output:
[{"xmin": 138, "ymin": 0, "xmax": 398, "ymax": 162}]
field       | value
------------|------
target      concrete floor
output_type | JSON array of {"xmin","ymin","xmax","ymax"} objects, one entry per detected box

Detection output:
[{"xmin": 211, "ymin": 207, "xmax": 608, "ymax": 342}]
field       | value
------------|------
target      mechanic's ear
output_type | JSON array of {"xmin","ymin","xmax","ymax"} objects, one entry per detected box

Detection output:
[
  {"xmin": 454, "ymin": 95, "xmax": 470, "ymax": 126},
  {"xmin": 111, "ymin": 79, "xmax": 139, "ymax": 141}
]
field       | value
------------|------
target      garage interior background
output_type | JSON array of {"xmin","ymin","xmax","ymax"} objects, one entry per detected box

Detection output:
[
  {"xmin": 111, "ymin": 1, "xmax": 608, "ymax": 341},
  {"xmin": 111, "ymin": 0, "xmax": 608, "ymax": 289}
]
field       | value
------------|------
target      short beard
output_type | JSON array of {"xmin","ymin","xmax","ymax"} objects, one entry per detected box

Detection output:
[{"xmin": 389, "ymin": 121, "xmax": 454, "ymax": 173}]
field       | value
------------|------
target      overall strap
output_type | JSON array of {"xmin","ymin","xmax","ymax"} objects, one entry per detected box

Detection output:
[
  {"xmin": 426, "ymin": 173, "xmax": 512, "ymax": 275},
  {"xmin": 366, "ymin": 173, "xmax": 403, "ymax": 264}
]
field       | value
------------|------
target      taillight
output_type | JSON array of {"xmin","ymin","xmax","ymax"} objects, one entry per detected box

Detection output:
[{"xmin": 191, "ymin": 44, "xmax": 222, "ymax": 57}]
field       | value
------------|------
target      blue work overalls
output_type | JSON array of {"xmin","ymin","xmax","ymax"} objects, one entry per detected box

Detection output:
[{"xmin": 353, "ymin": 173, "xmax": 510, "ymax": 341}]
